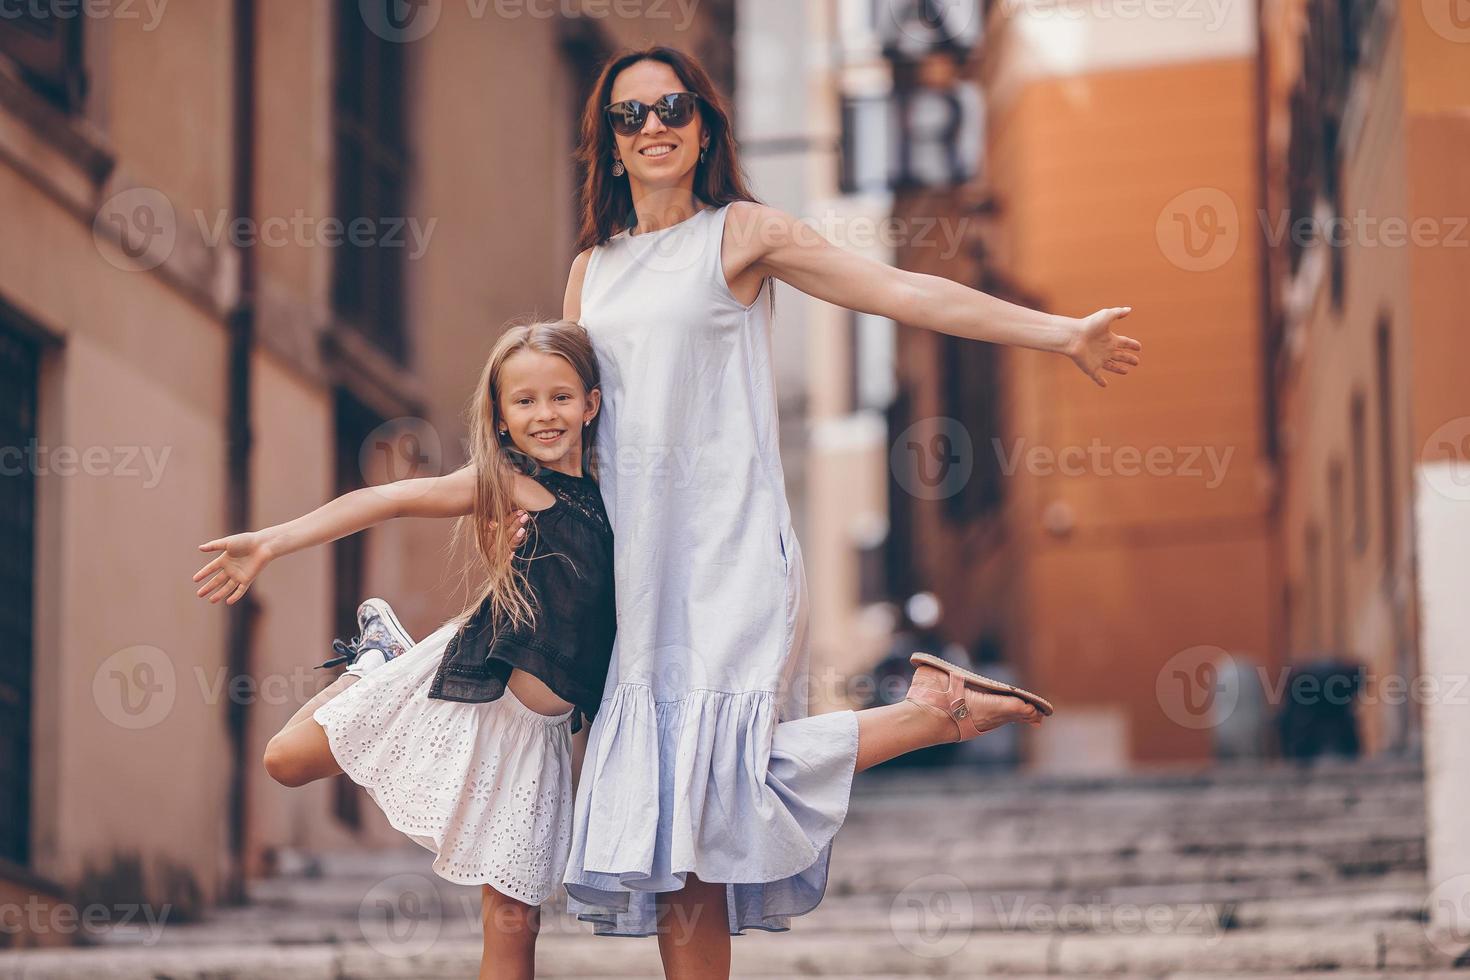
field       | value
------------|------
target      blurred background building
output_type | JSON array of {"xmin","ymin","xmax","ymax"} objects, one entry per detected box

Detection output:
[{"xmin": 1, "ymin": 0, "xmax": 1467, "ymax": 954}]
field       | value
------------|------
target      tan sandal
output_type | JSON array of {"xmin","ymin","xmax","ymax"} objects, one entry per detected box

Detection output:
[{"xmin": 905, "ymin": 651, "xmax": 1055, "ymax": 741}]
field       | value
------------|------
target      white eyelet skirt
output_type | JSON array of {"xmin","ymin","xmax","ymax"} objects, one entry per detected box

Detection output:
[{"xmin": 312, "ymin": 619, "xmax": 577, "ymax": 906}]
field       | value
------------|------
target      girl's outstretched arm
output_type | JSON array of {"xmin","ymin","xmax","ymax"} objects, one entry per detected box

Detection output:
[
  {"xmin": 728, "ymin": 202, "xmax": 1142, "ymax": 388},
  {"xmin": 192, "ymin": 464, "xmax": 525, "ymax": 606}
]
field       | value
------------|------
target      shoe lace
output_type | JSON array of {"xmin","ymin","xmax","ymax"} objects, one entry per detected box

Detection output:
[{"xmin": 315, "ymin": 634, "xmax": 363, "ymax": 671}]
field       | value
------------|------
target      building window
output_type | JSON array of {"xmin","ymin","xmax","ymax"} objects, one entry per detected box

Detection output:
[
  {"xmin": 888, "ymin": 56, "xmax": 982, "ymax": 190},
  {"xmin": 330, "ymin": 388, "xmax": 387, "ymax": 829},
  {"xmin": 332, "ymin": 2, "xmax": 409, "ymax": 363},
  {"xmin": 0, "ymin": 322, "xmax": 39, "ymax": 866},
  {"xmin": 1375, "ymin": 318, "xmax": 1394, "ymax": 570},
  {"xmin": 940, "ymin": 333, "xmax": 1002, "ymax": 523},
  {"xmin": 1325, "ymin": 119, "xmax": 1345, "ymax": 312},
  {"xmin": 1350, "ymin": 391, "xmax": 1368, "ymax": 554},
  {"xmin": 1304, "ymin": 522, "xmax": 1323, "ymax": 652},
  {"xmin": 0, "ymin": 7, "xmax": 85, "ymax": 110},
  {"xmin": 848, "ymin": 310, "xmax": 896, "ymax": 414},
  {"xmin": 839, "ymin": 94, "xmax": 892, "ymax": 195},
  {"xmin": 1327, "ymin": 459, "xmax": 1347, "ymax": 652}
]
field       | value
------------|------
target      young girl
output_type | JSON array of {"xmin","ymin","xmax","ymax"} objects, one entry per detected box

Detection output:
[{"xmin": 191, "ymin": 318, "xmax": 615, "ymax": 980}]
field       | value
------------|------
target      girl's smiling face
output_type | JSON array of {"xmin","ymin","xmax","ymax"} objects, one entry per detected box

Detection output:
[
  {"xmin": 609, "ymin": 59, "xmax": 708, "ymax": 190},
  {"xmin": 497, "ymin": 349, "xmax": 600, "ymax": 475}
]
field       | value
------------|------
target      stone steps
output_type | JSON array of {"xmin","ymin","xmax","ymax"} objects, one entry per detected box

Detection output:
[
  {"xmin": 2, "ymin": 760, "xmax": 1452, "ymax": 977},
  {"xmin": 3, "ymin": 923, "xmax": 1462, "ymax": 977}
]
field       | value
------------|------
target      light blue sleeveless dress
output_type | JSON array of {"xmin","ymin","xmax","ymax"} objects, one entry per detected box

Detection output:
[{"xmin": 564, "ymin": 202, "xmax": 861, "ymax": 936}]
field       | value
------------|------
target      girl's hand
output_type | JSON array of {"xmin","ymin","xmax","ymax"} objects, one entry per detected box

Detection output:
[
  {"xmin": 491, "ymin": 510, "xmax": 531, "ymax": 550},
  {"xmin": 1066, "ymin": 307, "xmax": 1142, "ymax": 387},
  {"xmin": 193, "ymin": 532, "xmax": 272, "ymax": 605}
]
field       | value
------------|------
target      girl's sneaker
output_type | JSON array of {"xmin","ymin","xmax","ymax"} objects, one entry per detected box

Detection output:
[{"xmin": 316, "ymin": 598, "xmax": 417, "ymax": 677}]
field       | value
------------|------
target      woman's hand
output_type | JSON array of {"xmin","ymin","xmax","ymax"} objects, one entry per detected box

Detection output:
[
  {"xmin": 1066, "ymin": 307, "xmax": 1142, "ymax": 387},
  {"xmin": 193, "ymin": 531, "xmax": 273, "ymax": 605}
]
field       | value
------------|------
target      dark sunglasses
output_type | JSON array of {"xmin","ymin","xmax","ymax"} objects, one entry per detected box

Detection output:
[{"xmin": 603, "ymin": 91, "xmax": 703, "ymax": 138}]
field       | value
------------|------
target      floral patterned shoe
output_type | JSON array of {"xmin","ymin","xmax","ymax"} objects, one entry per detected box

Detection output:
[
  {"xmin": 905, "ymin": 651, "xmax": 1054, "ymax": 742},
  {"xmin": 316, "ymin": 598, "xmax": 417, "ymax": 676}
]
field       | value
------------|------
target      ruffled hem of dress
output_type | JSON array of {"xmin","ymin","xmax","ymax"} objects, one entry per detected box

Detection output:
[{"xmin": 561, "ymin": 682, "xmax": 860, "ymax": 936}]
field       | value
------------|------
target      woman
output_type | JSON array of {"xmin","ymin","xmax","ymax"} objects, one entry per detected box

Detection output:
[{"xmin": 561, "ymin": 47, "xmax": 1140, "ymax": 977}]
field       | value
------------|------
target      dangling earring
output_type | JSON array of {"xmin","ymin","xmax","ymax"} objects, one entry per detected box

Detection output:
[
  {"xmin": 699, "ymin": 144, "xmax": 708, "ymax": 164},
  {"xmin": 611, "ymin": 157, "xmax": 625, "ymax": 177}
]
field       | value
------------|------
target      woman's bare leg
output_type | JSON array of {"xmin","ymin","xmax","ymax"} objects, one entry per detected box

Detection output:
[
  {"xmin": 854, "ymin": 683, "xmax": 1044, "ymax": 773},
  {"xmin": 478, "ymin": 884, "xmax": 539, "ymax": 980},
  {"xmin": 655, "ymin": 873, "xmax": 730, "ymax": 980},
  {"xmin": 261, "ymin": 673, "xmax": 360, "ymax": 787}
]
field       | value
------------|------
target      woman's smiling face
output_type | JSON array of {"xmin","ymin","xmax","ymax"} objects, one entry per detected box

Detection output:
[
  {"xmin": 497, "ymin": 349, "xmax": 600, "ymax": 474},
  {"xmin": 609, "ymin": 60, "xmax": 708, "ymax": 189}
]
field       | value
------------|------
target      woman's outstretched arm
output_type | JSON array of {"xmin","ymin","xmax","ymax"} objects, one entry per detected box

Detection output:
[{"xmin": 728, "ymin": 202, "xmax": 1142, "ymax": 387}]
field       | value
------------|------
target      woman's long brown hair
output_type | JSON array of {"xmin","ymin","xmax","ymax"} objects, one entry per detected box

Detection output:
[
  {"xmin": 445, "ymin": 318, "xmax": 601, "ymax": 636},
  {"xmin": 574, "ymin": 46, "xmax": 761, "ymax": 251}
]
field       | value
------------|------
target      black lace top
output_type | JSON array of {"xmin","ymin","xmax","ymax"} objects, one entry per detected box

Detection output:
[{"xmin": 427, "ymin": 463, "xmax": 615, "ymax": 734}]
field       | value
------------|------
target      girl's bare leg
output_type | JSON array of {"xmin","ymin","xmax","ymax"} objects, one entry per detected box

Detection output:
[
  {"xmin": 479, "ymin": 884, "xmax": 539, "ymax": 980},
  {"xmin": 261, "ymin": 673, "xmax": 360, "ymax": 787},
  {"xmin": 655, "ymin": 873, "xmax": 730, "ymax": 980}
]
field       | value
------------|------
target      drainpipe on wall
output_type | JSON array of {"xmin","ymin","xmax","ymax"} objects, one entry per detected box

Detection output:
[{"xmin": 221, "ymin": 0, "xmax": 257, "ymax": 907}]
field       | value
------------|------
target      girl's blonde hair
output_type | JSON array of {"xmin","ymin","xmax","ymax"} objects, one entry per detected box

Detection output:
[{"xmin": 446, "ymin": 317, "xmax": 602, "ymax": 636}]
